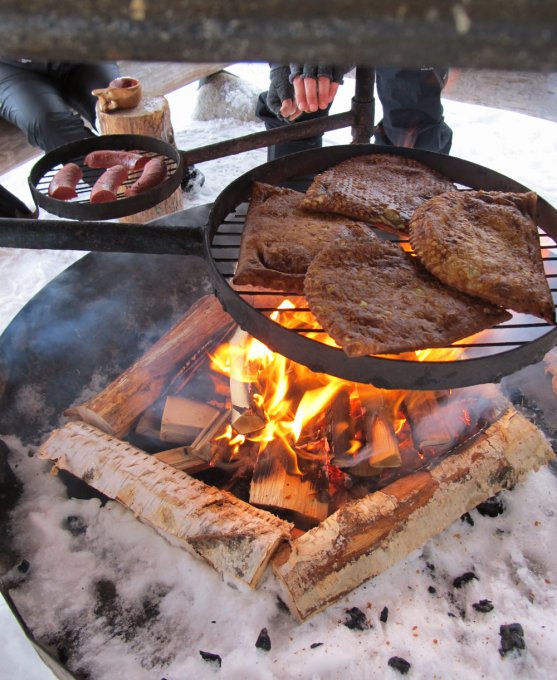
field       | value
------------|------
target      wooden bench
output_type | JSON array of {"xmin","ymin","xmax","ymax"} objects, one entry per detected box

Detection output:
[{"xmin": 0, "ymin": 61, "xmax": 228, "ymax": 176}]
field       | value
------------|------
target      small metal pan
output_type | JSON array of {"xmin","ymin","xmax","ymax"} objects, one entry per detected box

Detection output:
[{"xmin": 28, "ymin": 134, "xmax": 183, "ymax": 220}]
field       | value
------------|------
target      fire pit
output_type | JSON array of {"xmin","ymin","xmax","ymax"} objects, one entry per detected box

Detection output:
[{"xmin": 1, "ymin": 201, "xmax": 556, "ymax": 678}]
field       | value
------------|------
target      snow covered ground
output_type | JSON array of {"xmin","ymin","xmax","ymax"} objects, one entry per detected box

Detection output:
[{"xmin": 0, "ymin": 63, "xmax": 556, "ymax": 680}]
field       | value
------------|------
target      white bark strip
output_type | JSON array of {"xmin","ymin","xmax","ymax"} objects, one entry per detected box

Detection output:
[
  {"xmin": 272, "ymin": 407, "xmax": 555, "ymax": 620},
  {"xmin": 38, "ymin": 420, "xmax": 292, "ymax": 588}
]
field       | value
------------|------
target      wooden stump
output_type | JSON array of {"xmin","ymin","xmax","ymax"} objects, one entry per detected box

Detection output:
[{"xmin": 96, "ymin": 95, "xmax": 183, "ymax": 223}]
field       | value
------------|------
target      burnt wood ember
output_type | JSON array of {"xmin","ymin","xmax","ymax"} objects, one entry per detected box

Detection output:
[
  {"xmin": 199, "ymin": 650, "xmax": 222, "ymax": 667},
  {"xmin": 388, "ymin": 656, "xmax": 412, "ymax": 675},
  {"xmin": 17, "ymin": 559, "xmax": 30, "ymax": 573},
  {"xmin": 255, "ymin": 627, "xmax": 272, "ymax": 651},
  {"xmin": 476, "ymin": 495, "xmax": 506, "ymax": 517},
  {"xmin": 453, "ymin": 572, "xmax": 479, "ymax": 589},
  {"xmin": 499, "ymin": 623, "xmax": 526, "ymax": 656},
  {"xmin": 473, "ymin": 599, "xmax": 494, "ymax": 613},
  {"xmin": 343, "ymin": 607, "xmax": 371, "ymax": 631},
  {"xmin": 379, "ymin": 606, "xmax": 389, "ymax": 623},
  {"xmin": 61, "ymin": 515, "xmax": 87, "ymax": 536}
]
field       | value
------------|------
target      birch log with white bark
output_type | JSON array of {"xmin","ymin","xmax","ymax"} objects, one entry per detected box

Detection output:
[
  {"xmin": 38, "ymin": 420, "xmax": 292, "ymax": 587},
  {"xmin": 65, "ymin": 295, "xmax": 235, "ymax": 438},
  {"xmin": 272, "ymin": 407, "xmax": 555, "ymax": 621}
]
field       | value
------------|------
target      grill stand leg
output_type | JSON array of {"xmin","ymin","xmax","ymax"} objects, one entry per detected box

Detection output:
[{"xmin": 351, "ymin": 67, "xmax": 375, "ymax": 144}]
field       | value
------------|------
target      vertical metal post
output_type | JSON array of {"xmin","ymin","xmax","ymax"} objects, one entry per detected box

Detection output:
[{"xmin": 351, "ymin": 66, "xmax": 376, "ymax": 143}]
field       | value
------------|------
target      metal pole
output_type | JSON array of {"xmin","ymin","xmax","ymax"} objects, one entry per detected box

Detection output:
[{"xmin": 351, "ymin": 67, "xmax": 375, "ymax": 144}]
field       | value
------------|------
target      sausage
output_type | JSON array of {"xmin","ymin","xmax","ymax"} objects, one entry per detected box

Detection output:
[
  {"xmin": 48, "ymin": 163, "xmax": 83, "ymax": 200},
  {"xmin": 90, "ymin": 165, "xmax": 129, "ymax": 204},
  {"xmin": 124, "ymin": 157, "xmax": 167, "ymax": 196},
  {"xmin": 84, "ymin": 150, "xmax": 149, "ymax": 172}
]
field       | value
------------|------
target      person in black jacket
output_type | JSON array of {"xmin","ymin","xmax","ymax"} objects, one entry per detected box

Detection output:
[
  {"xmin": 0, "ymin": 59, "xmax": 120, "ymax": 152},
  {"xmin": 256, "ymin": 64, "xmax": 453, "ymax": 160}
]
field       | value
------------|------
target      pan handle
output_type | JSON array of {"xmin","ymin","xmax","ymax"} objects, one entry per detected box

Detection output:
[{"xmin": 0, "ymin": 216, "xmax": 206, "ymax": 257}]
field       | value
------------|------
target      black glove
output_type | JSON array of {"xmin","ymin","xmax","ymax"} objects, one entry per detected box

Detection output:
[
  {"xmin": 288, "ymin": 64, "xmax": 350, "ymax": 84},
  {"xmin": 266, "ymin": 64, "xmax": 295, "ymax": 118}
]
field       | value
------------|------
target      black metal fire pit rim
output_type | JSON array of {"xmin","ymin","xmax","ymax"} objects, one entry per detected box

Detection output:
[{"xmin": 206, "ymin": 144, "xmax": 557, "ymax": 391}]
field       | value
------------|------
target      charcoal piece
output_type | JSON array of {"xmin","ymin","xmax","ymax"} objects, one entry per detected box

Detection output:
[
  {"xmin": 17, "ymin": 559, "xmax": 30, "ymax": 573},
  {"xmin": 276, "ymin": 595, "xmax": 290, "ymax": 613},
  {"xmin": 380, "ymin": 606, "xmax": 389, "ymax": 623},
  {"xmin": 499, "ymin": 623, "xmax": 526, "ymax": 656},
  {"xmin": 343, "ymin": 606, "xmax": 371, "ymax": 630},
  {"xmin": 200, "ymin": 650, "xmax": 222, "ymax": 667},
  {"xmin": 428, "ymin": 586, "xmax": 437, "ymax": 594},
  {"xmin": 453, "ymin": 571, "xmax": 478, "ymax": 589},
  {"xmin": 310, "ymin": 642, "xmax": 324, "ymax": 649},
  {"xmin": 388, "ymin": 656, "xmax": 411, "ymax": 674},
  {"xmin": 476, "ymin": 495, "xmax": 505, "ymax": 517},
  {"xmin": 255, "ymin": 627, "xmax": 271, "ymax": 651},
  {"xmin": 461, "ymin": 512, "xmax": 474, "ymax": 526},
  {"xmin": 473, "ymin": 599, "xmax": 494, "ymax": 613},
  {"xmin": 0, "ymin": 438, "xmax": 23, "ymax": 508},
  {"xmin": 62, "ymin": 515, "xmax": 88, "ymax": 536}
]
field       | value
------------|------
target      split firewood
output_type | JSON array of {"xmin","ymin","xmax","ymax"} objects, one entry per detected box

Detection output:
[
  {"xmin": 38, "ymin": 420, "xmax": 292, "ymax": 587},
  {"xmin": 229, "ymin": 327, "xmax": 266, "ymax": 435},
  {"xmin": 352, "ymin": 386, "xmax": 401, "ymax": 475},
  {"xmin": 361, "ymin": 413, "xmax": 401, "ymax": 469},
  {"xmin": 65, "ymin": 295, "xmax": 235, "ymax": 438},
  {"xmin": 250, "ymin": 439, "xmax": 329, "ymax": 527},
  {"xmin": 272, "ymin": 406, "xmax": 555, "ymax": 621},
  {"xmin": 160, "ymin": 396, "xmax": 221, "ymax": 444},
  {"xmin": 402, "ymin": 392, "xmax": 454, "ymax": 456},
  {"xmin": 153, "ymin": 446, "xmax": 209, "ymax": 474},
  {"xmin": 188, "ymin": 410, "xmax": 230, "ymax": 460}
]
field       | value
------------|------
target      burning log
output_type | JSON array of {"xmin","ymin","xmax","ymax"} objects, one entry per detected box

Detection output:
[
  {"xmin": 361, "ymin": 413, "xmax": 401, "ymax": 469},
  {"xmin": 229, "ymin": 328, "xmax": 265, "ymax": 435},
  {"xmin": 272, "ymin": 406, "xmax": 555, "ymax": 620},
  {"xmin": 402, "ymin": 392, "xmax": 453, "ymax": 457},
  {"xmin": 65, "ymin": 295, "xmax": 235, "ymax": 438},
  {"xmin": 38, "ymin": 420, "xmax": 292, "ymax": 587},
  {"xmin": 250, "ymin": 439, "xmax": 329, "ymax": 526},
  {"xmin": 356, "ymin": 386, "xmax": 401, "ymax": 474}
]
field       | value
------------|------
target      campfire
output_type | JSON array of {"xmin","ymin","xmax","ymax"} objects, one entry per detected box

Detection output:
[{"xmin": 38, "ymin": 294, "xmax": 555, "ymax": 621}]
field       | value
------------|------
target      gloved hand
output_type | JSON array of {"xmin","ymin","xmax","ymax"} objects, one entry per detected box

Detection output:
[
  {"xmin": 267, "ymin": 64, "xmax": 351, "ymax": 121},
  {"xmin": 288, "ymin": 64, "xmax": 349, "ymax": 84},
  {"xmin": 266, "ymin": 64, "xmax": 296, "ymax": 120}
]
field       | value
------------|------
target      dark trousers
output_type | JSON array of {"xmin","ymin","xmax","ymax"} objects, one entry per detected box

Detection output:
[
  {"xmin": 257, "ymin": 67, "xmax": 453, "ymax": 160},
  {"xmin": 0, "ymin": 61, "xmax": 120, "ymax": 152}
]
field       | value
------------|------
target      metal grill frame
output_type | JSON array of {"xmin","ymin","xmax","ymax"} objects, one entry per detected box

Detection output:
[{"xmin": 207, "ymin": 144, "xmax": 557, "ymax": 390}]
